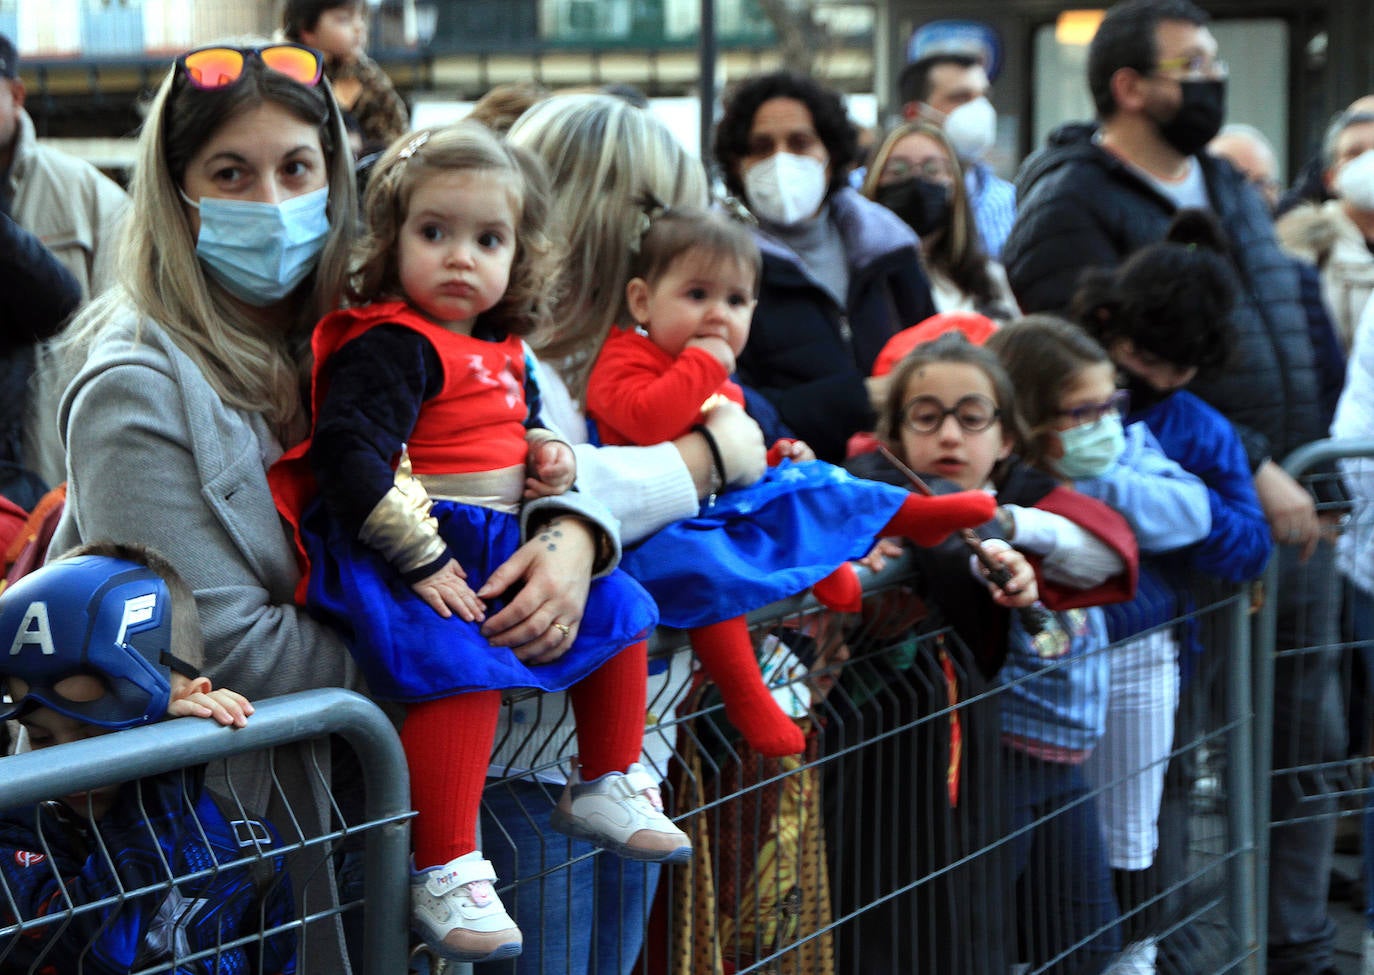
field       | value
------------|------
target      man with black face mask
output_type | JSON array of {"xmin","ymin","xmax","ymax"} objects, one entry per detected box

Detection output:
[{"xmin": 1005, "ymin": 2, "xmax": 1339, "ymax": 973}]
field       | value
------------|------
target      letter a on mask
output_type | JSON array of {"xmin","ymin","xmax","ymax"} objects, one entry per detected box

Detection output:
[{"xmin": 9, "ymin": 602, "xmax": 55, "ymax": 656}]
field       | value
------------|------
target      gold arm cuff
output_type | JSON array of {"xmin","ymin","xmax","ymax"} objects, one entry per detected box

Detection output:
[{"xmin": 358, "ymin": 449, "xmax": 448, "ymax": 574}]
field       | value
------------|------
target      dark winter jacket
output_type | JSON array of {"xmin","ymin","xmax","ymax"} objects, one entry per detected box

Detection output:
[
  {"xmin": 740, "ymin": 188, "xmax": 936, "ymax": 462},
  {"xmin": 1004, "ymin": 123, "xmax": 1327, "ymax": 468}
]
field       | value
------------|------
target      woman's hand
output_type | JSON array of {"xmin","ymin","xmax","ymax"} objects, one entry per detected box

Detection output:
[
  {"xmin": 704, "ymin": 400, "xmax": 766, "ymax": 488},
  {"xmin": 412, "ymin": 559, "xmax": 486, "ymax": 621},
  {"xmin": 478, "ymin": 516, "xmax": 596, "ymax": 663}
]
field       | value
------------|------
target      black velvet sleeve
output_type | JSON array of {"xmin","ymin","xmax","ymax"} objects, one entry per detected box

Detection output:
[{"xmin": 309, "ymin": 324, "xmax": 444, "ymax": 536}]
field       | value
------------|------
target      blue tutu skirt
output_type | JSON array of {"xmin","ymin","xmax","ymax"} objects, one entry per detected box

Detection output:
[
  {"xmin": 300, "ymin": 499, "xmax": 658, "ymax": 703},
  {"xmin": 619, "ymin": 459, "xmax": 910, "ymax": 628}
]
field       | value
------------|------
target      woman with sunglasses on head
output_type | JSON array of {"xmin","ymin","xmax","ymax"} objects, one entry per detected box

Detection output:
[
  {"xmin": 861, "ymin": 121, "xmax": 1019, "ymax": 321},
  {"xmin": 47, "ymin": 43, "xmax": 365, "ymax": 971}
]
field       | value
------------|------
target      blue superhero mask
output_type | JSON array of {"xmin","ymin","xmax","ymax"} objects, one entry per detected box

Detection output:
[{"xmin": 0, "ymin": 556, "xmax": 198, "ymax": 729}]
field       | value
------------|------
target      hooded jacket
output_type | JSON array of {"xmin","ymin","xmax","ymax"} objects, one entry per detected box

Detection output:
[
  {"xmin": 739, "ymin": 187, "xmax": 936, "ymax": 462},
  {"xmin": 1004, "ymin": 122, "xmax": 1326, "ymax": 468}
]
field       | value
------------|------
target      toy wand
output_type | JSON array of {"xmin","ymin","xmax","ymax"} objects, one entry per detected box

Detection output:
[{"xmin": 877, "ymin": 445, "xmax": 1058, "ymax": 640}]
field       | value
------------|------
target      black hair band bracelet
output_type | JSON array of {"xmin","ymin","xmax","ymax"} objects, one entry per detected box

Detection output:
[{"xmin": 691, "ymin": 423, "xmax": 728, "ymax": 498}]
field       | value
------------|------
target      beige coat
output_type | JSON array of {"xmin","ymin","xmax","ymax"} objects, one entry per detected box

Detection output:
[{"xmin": 1277, "ymin": 198, "xmax": 1374, "ymax": 351}]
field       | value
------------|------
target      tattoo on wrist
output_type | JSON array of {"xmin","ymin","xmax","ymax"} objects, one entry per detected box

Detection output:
[{"xmin": 538, "ymin": 519, "xmax": 565, "ymax": 552}]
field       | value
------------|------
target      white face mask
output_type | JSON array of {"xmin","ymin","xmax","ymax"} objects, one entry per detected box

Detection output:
[
  {"xmin": 743, "ymin": 152, "xmax": 828, "ymax": 227},
  {"xmin": 1335, "ymin": 149, "xmax": 1374, "ymax": 212},
  {"xmin": 943, "ymin": 97, "xmax": 997, "ymax": 163}
]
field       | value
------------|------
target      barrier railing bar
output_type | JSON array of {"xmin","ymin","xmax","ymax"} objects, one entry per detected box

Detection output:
[{"xmin": 0, "ymin": 688, "xmax": 411, "ymax": 975}]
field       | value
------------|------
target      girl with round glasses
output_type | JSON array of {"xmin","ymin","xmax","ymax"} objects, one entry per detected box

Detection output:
[{"xmin": 844, "ymin": 331, "xmax": 1137, "ymax": 973}]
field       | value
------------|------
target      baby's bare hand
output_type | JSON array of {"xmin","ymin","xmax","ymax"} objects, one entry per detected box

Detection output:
[
  {"xmin": 525, "ymin": 440, "xmax": 576, "ymax": 498},
  {"xmin": 411, "ymin": 559, "xmax": 486, "ymax": 621},
  {"xmin": 685, "ymin": 335, "xmax": 736, "ymax": 373}
]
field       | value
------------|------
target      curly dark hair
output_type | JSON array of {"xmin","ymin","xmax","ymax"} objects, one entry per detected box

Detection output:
[
  {"xmin": 1069, "ymin": 207, "xmax": 1234, "ymax": 374},
  {"xmin": 713, "ymin": 71, "xmax": 859, "ymax": 203}
]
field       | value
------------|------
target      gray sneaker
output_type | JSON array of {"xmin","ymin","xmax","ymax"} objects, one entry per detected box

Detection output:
[{"xmin": 550, "ymin": 761, "xmax": 693, "ymax": 863}]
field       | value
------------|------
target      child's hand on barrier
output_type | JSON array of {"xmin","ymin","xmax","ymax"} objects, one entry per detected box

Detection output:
[
  {"xmin": 412, "ymin": 559, "xmax": 486, "ymax": 622},
  {"xmin": 767, "ymin": 438, "xmax": 816, "ymax": 465},
  {"xmin": 526, "ymin": 440, "xmax": 576, "ymax": 498},
  {"xmin": 857, "ymin": 537, "xmax": 904, "ymax": 573},
  {"xmin": 169, "ymin": 687, "xmax": 255, "ymax": 728}
]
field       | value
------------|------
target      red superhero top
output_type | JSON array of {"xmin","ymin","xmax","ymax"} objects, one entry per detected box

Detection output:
[
  {"xmin": 585, "ymin": 326, "xmax": 746, "ymax": 446},
  {"xmin": 270, "ymin": 300, "xmax": 544, "ymax": 598}
]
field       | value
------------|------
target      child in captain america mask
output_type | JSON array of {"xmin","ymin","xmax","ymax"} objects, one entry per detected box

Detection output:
[{"xmin": 0, "ymin": 541, "xmax": 296, "ymax": 975}]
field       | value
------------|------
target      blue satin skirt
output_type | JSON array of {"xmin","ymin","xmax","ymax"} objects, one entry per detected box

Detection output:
[
  {"xmin": 301, "ymin": 499, "xmax": 658, "ymax": 703},
  {"xmin": 619, "ymin": 459, "xmax": 908, "ymax": 628}
]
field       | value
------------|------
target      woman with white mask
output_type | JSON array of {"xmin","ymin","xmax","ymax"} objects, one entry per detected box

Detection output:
[{"xmin": 713, "ymin": 71, "xmax": 937, "ymax": 462}]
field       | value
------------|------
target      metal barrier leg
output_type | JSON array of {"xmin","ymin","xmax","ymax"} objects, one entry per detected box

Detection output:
[{"xmin": 1226, "ymin": 587, "xmax": 1260, "ymax": 973}]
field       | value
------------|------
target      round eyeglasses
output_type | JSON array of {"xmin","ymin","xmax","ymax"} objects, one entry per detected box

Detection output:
[{"xmin": 901, "ymin": 394, "xmax": 1001, "ymax": 434}]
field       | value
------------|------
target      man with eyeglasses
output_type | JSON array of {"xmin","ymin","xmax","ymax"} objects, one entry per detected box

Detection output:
[{"xmin": 1004, "ymin": 1, "xmax": 1339, "ymax": 973}]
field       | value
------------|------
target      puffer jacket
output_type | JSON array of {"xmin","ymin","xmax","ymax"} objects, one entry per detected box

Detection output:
[
  {"xmin": 1004, "ymin": 122, "xmax": 1326, "ymax": 467},
  {"xmin": 740, "ymin": 187, "xmax": 935, "ymax": 462}
]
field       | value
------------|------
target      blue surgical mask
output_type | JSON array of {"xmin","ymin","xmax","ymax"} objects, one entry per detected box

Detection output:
[
  {"xmin": 1054, "ymin": 414, "xmax": 1126, "ymax": 480},
  {"xmin": 182, "ymin": 186, "xmax": 330, "ymax": 305}
]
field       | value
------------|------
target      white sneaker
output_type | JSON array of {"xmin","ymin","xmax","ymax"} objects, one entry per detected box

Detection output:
[
  {"xmin": 1363, "ymin": 928, "xmax": 1374, "ymax": 975},
  {"xmin": 1108, "ymin": 938, "xmax": 1157, "ymax": 975},
  {"xmin": 410, "ymin": 851, "xmax": 522, "ymax": 963},
  {"xmin": 550, "ymin": 761, "xmax": 693, "ymax": 863}
]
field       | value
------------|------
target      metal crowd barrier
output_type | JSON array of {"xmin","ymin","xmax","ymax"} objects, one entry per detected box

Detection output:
[
  {"xmin": 0, "ymin": 687, "xmax": 412, "ymax": 975},
  {"xmin": 0, "ymin": 518, "xmax": 1289, "ymax": 975},
  {"xmin": 1252, "ymin": 437, "xmax": 1374, "ymax": 968},
  {"xmin": 478, "ymin": 553, "xmax": 1262, "ymax": 975}
]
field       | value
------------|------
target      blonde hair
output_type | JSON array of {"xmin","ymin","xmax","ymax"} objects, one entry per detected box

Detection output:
[
  {"xmin": 506, "ymin": 93, "xmax": 709, "ymax": 398},
  {"xmin": 351, "ymin": 121, "xmax": 561, "ymax": 338},
  {"xmin": 59, "ymin": 47, "xmax": 358, "ymax": 441}
]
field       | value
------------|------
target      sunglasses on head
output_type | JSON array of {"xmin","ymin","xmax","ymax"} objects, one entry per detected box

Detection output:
[{"xmin": 177, "ymin": 44, "xmax": 324, "ymax": 91}]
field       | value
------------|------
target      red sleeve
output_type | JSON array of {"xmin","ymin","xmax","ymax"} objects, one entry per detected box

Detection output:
[
  {"xmin": 586, "ymin": 330, "xmax": 732, "ymax": 446},
  {"xmin": 1028, "ymin": 485, "xmax": 1140, "ymax": 610}
]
